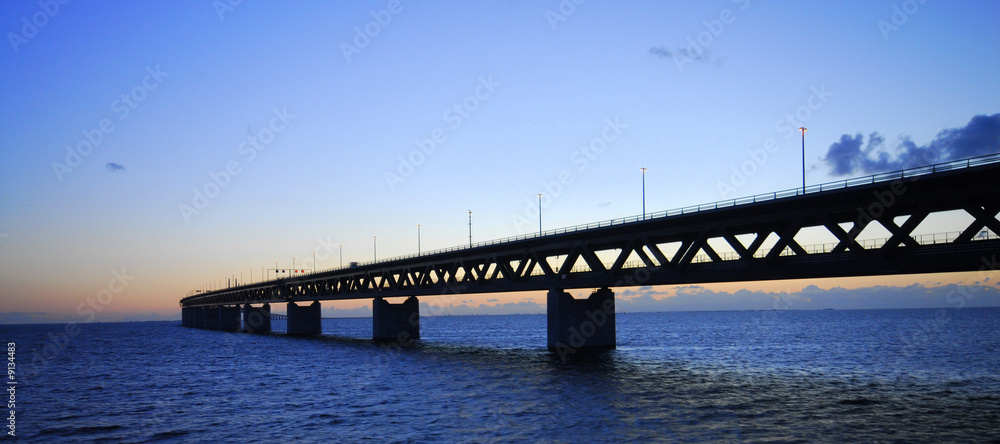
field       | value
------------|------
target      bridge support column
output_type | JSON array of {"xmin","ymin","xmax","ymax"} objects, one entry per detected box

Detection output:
[
  {"xmin": 219, "ymin": 306, "xmax": 240, "ymax": 331},
  {"xmin": 243, "ymin": 303, "xmax": 272, "ymax": 333},
  {"xmin": 193, "ymin": 307, "xmax": 205, "ymax": 328},
  {"xmin": 181, "ymin": 307, "xmax": 189, "ymax": 327},
  {"xmin": 547, "ymin": 287, "xmax": 616, "ymax": 352},
  {"xmin": 373, "ymin": 296, "xmax": 419, "ymax": 344},
  {"xmin": 204, "ymin": 306, "xmax": 220, "ymax": 330},
  {"xmin": 287, "ymin": 301, "xmax": 322, "ymax": 335}
]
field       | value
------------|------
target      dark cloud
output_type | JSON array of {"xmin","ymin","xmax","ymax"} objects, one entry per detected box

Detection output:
[
  {"xmin": 821, "ymin": 114, "xmax": 1000, "ymax": 176},
  {"xmin": 106, "ymin": 162, "xmax": 126, "ymax": 172}
]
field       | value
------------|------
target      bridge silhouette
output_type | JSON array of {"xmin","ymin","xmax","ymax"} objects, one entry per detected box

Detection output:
[{"xmin": 181, "ymin": 154, "xmax": 1000, "ymax": 354}]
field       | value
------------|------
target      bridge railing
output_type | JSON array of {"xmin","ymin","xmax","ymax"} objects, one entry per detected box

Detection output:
[{"xmin": 326, "ymin": 153, "xmax": 1000, "ymax": 271}]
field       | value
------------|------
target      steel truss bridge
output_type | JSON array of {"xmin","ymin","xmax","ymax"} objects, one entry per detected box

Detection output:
[{"xmin": 182, "ymin": 154, "xmax": 1000, "ymax": 310}]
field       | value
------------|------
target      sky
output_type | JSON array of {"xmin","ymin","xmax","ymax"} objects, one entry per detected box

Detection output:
[{"xmin": 1, "ymin": 1, "xmax": 999, "ymax": 323}]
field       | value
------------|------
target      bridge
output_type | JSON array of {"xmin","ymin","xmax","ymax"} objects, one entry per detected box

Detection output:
[{"xmin": 181, "ymin": 154, "xmax": 1000, "ymax": 354}]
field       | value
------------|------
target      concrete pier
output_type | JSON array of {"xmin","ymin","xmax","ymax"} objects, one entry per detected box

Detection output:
[
  {"xmin": 219, "ymin": 306, "xmax": 241, "ymax": 331},
  {"xmin": 193, "ymin": 307, "xmax": 205, "ymax": 328},
  {"xmin": 373, "ymin": 296, "xmax": 419, "ymax": 343},
  {"xmin": 547, "ymin": 287, "xmax": 615, "ymax": 353},
  {"xmin": 243, "ymin": 303, "xmax": 272, "ymax": 333},
  {"xmin": 203, "ymin": 306, "xmax": 220, "ymax": 330},
  {"xmin": 287, "ymin": 301, "xmax": 322, "ymax": 335}
]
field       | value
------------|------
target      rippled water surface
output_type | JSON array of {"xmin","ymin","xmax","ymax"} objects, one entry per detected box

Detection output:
[{"xmin": 4, "ymin": 308, "xmax": 1000, "ymax": 442}]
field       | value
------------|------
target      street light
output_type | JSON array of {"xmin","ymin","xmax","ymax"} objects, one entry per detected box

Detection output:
[
  {"xmin": 640, "ymin": 167, "xmax": 648, "ymax": 220},
  {"xmin": 339, "ymin": 244, "xmax": 343, "ymax": 268},
  {"xmin": 468, "ymin": 210, "xmax": 473, "ymax": 248},
  {"xmin": 537, "ymin": 193, "xmax": 543, "ymax": 235},
  {"xmin": 799, "ymin": 127, "xmax": 807, "ymax": 192},
  {"xmin": 373, "ymin": 236, "xmax": 377, "ymax": 261},
  {"xmin": 312, "ymin": 251, "xmax": 316, "ymax": 273},
  {"xmin": 417, "ymin": 224, "xmax": 422, "ymax": 255}
]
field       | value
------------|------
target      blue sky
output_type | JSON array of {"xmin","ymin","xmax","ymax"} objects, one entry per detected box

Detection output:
[{"xmin": 1, "ymin": 1, "xmax": 999, "ymax": 322}]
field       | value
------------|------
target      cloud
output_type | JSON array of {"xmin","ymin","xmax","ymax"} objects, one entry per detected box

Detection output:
[
  {"xmin": 821, "ymin": 113, "xmax": 1000, "ymax": 175},
  {"xmin": 412, "ymin": 281, "xmax": 1000, "ymax": 316},
  {"xmin": 649, "ymin": 46, "xmax": 711, "ymax": 61},
  {"xmin": 325, "ymin": 305, "xmax": 371, "ymax": 318},
  {"xmin": 106, "ymin": 162, "xmax": 126, "ymax": 172},
  {"xmin": 418, "ymin": 300, "xmax": 546, "ymax": 316},
  {"xmin": 615, "ymin": 282, "xmax": 1000, "ymax": 312}
]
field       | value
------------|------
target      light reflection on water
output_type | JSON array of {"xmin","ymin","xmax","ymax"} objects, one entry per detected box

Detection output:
[{"xmin": 5, "ymin": 308, "xmax": 999, "ymax": 441}]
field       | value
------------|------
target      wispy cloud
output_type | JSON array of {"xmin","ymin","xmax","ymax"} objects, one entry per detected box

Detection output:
[
  {"xmin": 106, "ymin": 162, "xmax": 126, "ymax": 172},
  {"xmin": 821, "ymin": 113, "xmax": 1000, "ymax": 175},
  {"xmin": 649, "ymin": 46, "xmax": 710, "ymax": 61}
]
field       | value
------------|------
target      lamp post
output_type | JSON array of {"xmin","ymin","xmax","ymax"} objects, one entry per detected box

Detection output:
[
  {"xmin": 417, "ymin": 224, "xmax": 422, "ymax": 255},
  {"xmin": 537, "ymin": 193, "xmax": 543, "ymax": 235},
  {"xmin": 799, "ymin": 127, "xmax": 807, "ymax": 192},
  {"xmin": 339, "ymin": 244, "xmax": 343, "ymax": 268},
  {"xmin": 468, "ymin": 210, "xmax": 473, "ymax": 248},
  {"xmin": 373, "ymin": 236, "xmax": 377, "ymax": 261},
  {"xmin": 640, "ymin": 167, "xmax": 648, "ymax": 220},
  {"xmin": 312, "ymin": 251, "xmax": 316, "ymax": 273}
]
